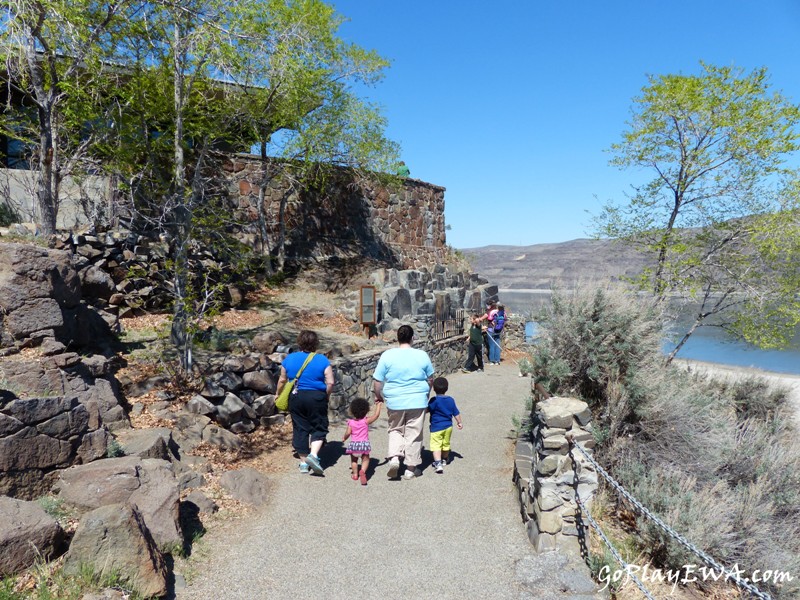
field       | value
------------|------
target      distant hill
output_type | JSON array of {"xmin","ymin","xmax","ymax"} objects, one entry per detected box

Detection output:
[{"xmin": 462, "ymin": 238, "xmax": 655, "ymax": 289}]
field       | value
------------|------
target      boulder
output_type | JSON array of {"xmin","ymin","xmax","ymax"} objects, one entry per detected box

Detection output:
[
  {"xmin": 186, "ymin": 394, "xmax": 216, "ymax": 416},
  {"xmin": 383, "ymin": 287, "xmax": 412, "ymax": 319},
  {"xmin": 536, "ymin": 397, "xmax": 591, "ymax": 429},
  {"xmin": 0, "ymin": 496, "xmax": 64, "ymax": 576},
  {"xmin": 201, "ymin": 424, "xmax": 242, "ymax": 451},
  {"xmin": 216, "ymin": 393, "xmax": 256, "ymax": 425},
  {"xmin": 55, "ymin": 456, "xmax": 142, "ymax": 509},
  {"xmin": 0, "ymin": 243, "xmax": 80, "ymax": 314},
  {"xmin": 77, "ymin": 428, "xmax": 109, "ymax": 463},
  {"xmin": 115, "ymin": 428, "xmax": 173, "ymax": 461},
  {"xmin": 55, "ymin": 457, "xmax": 182, "ymax": 550},
  {"xmin": 129, "ymin": 459, "xmax": 182, "ymax": 549},
  {"xmin": 251, "ymin": 331, "xmax": 286, "ymax": 354},
  {"xmin": 184, "ymin": 490, "xmax": 218, "ymax": 515},
  {"xmin": 0, "ymin": 427, "xmax": 73, "ymax": 471},
  {"xmin": 63, "ymin": 504, "xmax": 167, "ymax": 598},
  {"xmin": 253, "ymin": 395, "xmax": 276, "ymax": 417},
  {"xmin": 79, "ymin": 265, "xmax": 116, "ymax": 300},
  {"xmin": 242, "ymin": 370, "xmax": 276, "ymax": 394},
  {"xmin": 219, "ymin": 468, "xmax": 270, "ymax": 505}
]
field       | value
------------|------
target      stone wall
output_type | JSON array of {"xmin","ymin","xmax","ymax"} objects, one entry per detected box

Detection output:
[
  {"xmin": 330, "ymin": 321, "xmax": 467, "ymax": 419},
  {"xmin": 226, "ymin": 155, "xmax": 448, "ymax": 269},
  {"xmin": 513, "ymin": 394, "xmax": 598, "ymax": 554}
]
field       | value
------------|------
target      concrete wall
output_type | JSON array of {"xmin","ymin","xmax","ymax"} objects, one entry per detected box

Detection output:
[{"xmin": 0, "ymin": 168, "xmax": 111, "ymax": 230}]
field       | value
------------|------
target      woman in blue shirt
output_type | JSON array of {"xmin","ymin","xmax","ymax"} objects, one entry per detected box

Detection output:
[{"xmin": 276, "ymin": 330, "xmax": 334, "ymax": 475}]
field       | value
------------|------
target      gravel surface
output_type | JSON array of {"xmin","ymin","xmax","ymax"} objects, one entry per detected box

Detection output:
[{"xmin": 176, "ymin": 364, "xmax": 602, "ymax": 600}]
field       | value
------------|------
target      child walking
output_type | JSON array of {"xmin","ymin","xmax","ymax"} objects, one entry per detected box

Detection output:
[
  {"xmin": 342, "ymin": 398, "xmax": 382, "ymax": 485},
  {"xmin": 428, "ymin": 377, "xmax": 463, "ymax": 473}
]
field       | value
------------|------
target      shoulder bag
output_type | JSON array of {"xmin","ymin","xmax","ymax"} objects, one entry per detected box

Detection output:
[{"xmin": 275, "ymin": 352, "xmax": 316, "ymax": 412}]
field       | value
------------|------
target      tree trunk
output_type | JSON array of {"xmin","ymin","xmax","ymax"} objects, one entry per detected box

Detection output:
[
  {"xmin": 256, "ymin": 141, "xmax": 273, "ymax": 273},
  {"xmin": 170, "ymin": 26, "xmax": 192, "ymax": 374},
  {"xmin": 36, "ymin": 108, "xmax": 57, "ymax": 235}
]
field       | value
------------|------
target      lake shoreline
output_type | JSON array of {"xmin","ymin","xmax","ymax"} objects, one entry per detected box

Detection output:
[{"xmin": 674, "ymin": 358, "xmax": 800, "ymax": 425}]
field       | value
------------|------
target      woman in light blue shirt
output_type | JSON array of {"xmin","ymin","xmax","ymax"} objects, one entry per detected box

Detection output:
[{"xmin": 372, "ymin": 325, "xmax": 434, "ymax": 480}]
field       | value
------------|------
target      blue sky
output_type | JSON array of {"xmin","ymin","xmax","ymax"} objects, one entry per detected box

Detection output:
[{"xmin": 332, "ymin": 1, "xmax": 800, "ymax": 249}]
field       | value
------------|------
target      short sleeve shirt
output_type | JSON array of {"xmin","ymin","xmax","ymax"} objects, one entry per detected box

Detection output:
[
  {"xmin": 282, "ymin": 351, "xmax": 330, "ymax": 391},
  {"xmin": 428, "ymin": 395, "xmax": 460, "ymax": 432},
  {"xmin": 373, "ymin": 347, "xmax": 434, "ymax": 410}
]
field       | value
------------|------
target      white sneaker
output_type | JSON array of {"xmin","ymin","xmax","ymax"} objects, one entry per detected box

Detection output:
[
  {"xmin": 387, "ymin": 457, "xmax": 400, "ymax": 479},
  {"xmin": 402, "ymin": 468, "xmax": 418, "ymax": 480},
  {"xmin": 434, "ymin": 461, "xmax": 443, "ymax": 474}
]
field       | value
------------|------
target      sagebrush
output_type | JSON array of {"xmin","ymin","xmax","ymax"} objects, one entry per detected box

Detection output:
[{"xmin": 528, "ymin": 285, "xmax": 800, "ymax": 598}]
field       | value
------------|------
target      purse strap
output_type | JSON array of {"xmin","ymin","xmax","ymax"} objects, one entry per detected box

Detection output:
[{"xmin": 291, "ymin": 352, "xmax": 316, "ymax": 386}]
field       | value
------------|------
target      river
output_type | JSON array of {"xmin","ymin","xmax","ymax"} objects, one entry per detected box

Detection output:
[{"xmin": 501, "ymin": 289, "xmax": 800, "ymax": 376}]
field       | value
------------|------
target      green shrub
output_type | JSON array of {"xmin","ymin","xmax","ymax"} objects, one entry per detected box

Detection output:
[
  {"xmin": 106, "ymin": 438, "xmax": 125, "ymax": 458},
  {"xmin": 529, "ymin": 286, "xmax": 663, "ymax": 437}
]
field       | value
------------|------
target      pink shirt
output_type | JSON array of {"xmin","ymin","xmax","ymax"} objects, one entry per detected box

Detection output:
[{"xmin": 348, "ymin": 418, "xmax": 370, "ymax": 442}]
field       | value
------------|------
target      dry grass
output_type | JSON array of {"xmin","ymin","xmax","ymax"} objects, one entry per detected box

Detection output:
[
  {"xmin": 203, "ymin": 309, "xmax": 265, "ymax": 330},
  {"xmin": 120, "ymin": 313, "xmax": 171, "ymax": 332}
]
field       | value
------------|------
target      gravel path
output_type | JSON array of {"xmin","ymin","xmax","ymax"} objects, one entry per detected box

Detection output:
[{"xmin": 176, "ymin": 364, "xmax": 601, "ymax": 600}]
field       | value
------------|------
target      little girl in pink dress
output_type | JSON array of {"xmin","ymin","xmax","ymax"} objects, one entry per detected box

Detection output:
[{"xmin": 342, "ymin": 398, "xmax": 382, "ymax": 485}]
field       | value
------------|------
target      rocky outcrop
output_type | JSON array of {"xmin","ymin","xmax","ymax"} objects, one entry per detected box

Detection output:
[
  {"xmin": 0, "ymin": 243, "xmax": 128, "ymax": 499},
  {"xmin": 0, "ymin": 388, "xmax": 113, "ymax": 499},
  {"xmin": 49, "ymin": 228, "xmax": 246, "ymax": 317},
  {"xmin": 0, "ymin": 496, "xmax": 65, "ymax": 576},
  {"xmin": 0, "ymin": 243, "xmax": 117, "ymax": 353},
  {"xmin": 54, "ymin": 456, "xmax": 182, "ymax": 550},
  {"xmin": 63, "ymin": 503, "xmax": 168, "ymax": 598}
]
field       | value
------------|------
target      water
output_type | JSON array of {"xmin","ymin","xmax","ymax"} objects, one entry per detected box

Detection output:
[{"xmin": 504, "ymin": 289, "xmax": 800, "ymax": 376}]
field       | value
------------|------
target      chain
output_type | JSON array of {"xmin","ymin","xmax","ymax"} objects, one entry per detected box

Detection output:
[
  {"xmin": 574, "ymin": 492, "xmax": 656, "ymax": 599},
  {"xmin": 569, "ymin": 441, "xmax": 773, "ymax": 600}
]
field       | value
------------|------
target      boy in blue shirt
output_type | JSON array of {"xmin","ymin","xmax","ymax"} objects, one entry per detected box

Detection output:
[{"xmin": 428, "ymin": 377, "xmax": 463, "ymax": 473}]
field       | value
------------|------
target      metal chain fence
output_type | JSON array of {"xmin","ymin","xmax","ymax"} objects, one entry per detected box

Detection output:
[{"xmin": 568, "ymin": 440, "xmax": 773, "ymax": 600}]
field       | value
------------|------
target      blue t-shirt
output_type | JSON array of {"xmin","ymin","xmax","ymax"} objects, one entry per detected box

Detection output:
[
  {"xmin": 373, "ymin": 347, "xmax": 434, "ymax": 410},
  {"xmin": 282, "ymin": 352, "xmax": 330, "ymax": 391},
  {"xmin": 428, "ymin": 395, "xmax": 460, "ymax": 432}
]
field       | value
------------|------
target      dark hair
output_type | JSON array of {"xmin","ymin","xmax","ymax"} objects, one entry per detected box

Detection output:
[
  {"xmin": 349, "ymin": 397, "xmax": 370, "ymax": 420},
  {"xmin": 497, "ymin": 303, "xmax": 505, "ymax": 311},
  {"xmin": 397, "ymin": 324, "xmax": 414, "ymax": 344},
  {"xmin": 433, "ymin": 377, "xmax": 449, "ymax": 395},
  {"xmin": 297, "ymin": 330, "xmax": 319, "ymax": 352}
]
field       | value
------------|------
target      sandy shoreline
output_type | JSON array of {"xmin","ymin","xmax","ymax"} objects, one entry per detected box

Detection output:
[{"xmin": 674, "ymin": 358, "xmax": 800, "ymax": 424}]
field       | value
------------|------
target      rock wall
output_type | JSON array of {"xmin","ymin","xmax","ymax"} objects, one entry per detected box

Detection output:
[
  {"xmin": 226, "ymin": 155, "xmax": 448, "ymax": 269},
  {"xmin": 330, "ymin": 323, "xmax": 466, "ymax": 418},
  {"xmin": 513, "ymin": 395, "xmax": 598, "ymax": 554},
  {"xmin": 0, "ymin": 243, "xmax": 127, "ymax": 499}
]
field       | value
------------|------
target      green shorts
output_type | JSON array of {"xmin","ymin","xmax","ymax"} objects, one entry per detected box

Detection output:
[{"xmin": 429, "ymin": 427, "xmax": 453, "ymax": 452}]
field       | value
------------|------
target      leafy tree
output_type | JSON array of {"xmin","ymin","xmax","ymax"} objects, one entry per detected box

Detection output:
[
  {"xmin": 227, "ymin": 0, "xmax": 398, "ymax": 270},
  {"xmin": 103, "ymin": 0, "xmax": 398, "ymax": 372},
  {"xmin": 596, "ymin": 63, "xmax": 800, "ymax": 361},
  {"xmin": 0, "ymin": 0, "xmax": 140, "ymax": 234}
]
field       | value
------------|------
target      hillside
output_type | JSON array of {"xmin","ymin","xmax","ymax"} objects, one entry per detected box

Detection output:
[{"xmin": 463, "ymin": 238, "xmax": 655, "ymax": 289}]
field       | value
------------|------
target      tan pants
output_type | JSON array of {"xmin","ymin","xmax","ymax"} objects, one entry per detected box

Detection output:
[{"xmin": 386, "ymin": 408, "xmax": 426, "ymax": 468}]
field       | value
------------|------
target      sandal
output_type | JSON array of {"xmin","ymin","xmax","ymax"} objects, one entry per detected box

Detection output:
[
  {"xmin": 351, "ymin": 473, "xmax": 358, "ymax": 480},
  {"xmin": 359, "ymin": 471, "xmax": 368, "ymax": 486}
]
